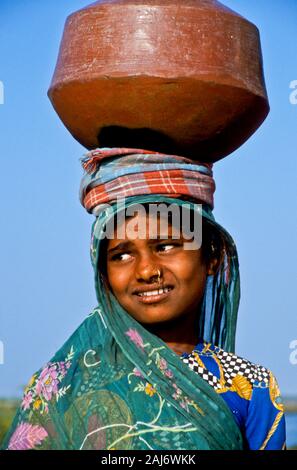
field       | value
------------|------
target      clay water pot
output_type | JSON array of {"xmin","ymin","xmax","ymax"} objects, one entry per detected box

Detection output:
[{"xmin": 48, "ymin": 0, "xmax": 269, "ymax": 161}]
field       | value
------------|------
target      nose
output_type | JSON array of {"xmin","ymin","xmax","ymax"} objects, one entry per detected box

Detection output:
[{"xmin": 134, "ymin": 251, "xmax": 162, "ymax": 283}]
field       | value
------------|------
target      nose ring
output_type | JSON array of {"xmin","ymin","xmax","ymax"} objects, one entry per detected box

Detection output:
[{"xmin": 156, "ymin": 268, "xmax": 161, "ymax": 284}]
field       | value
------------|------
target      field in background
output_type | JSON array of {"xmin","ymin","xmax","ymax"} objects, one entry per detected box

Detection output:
[{"xmin": 0, "ymin": 399, "xmax": 19, "ymax": 445}]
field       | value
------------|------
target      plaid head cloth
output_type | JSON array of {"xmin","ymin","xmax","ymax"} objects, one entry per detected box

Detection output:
[{"xmin": 79, "ymin": 147, "xmax": 216, "ymax": 214}]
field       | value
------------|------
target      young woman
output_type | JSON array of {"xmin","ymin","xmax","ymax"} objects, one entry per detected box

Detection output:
[{"xmin": 2, "ymin": 148, "xmax": 286, "ymax": 450}]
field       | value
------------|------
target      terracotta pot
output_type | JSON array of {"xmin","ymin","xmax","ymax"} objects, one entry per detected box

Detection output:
[{"xmin": 48, "ymin": 0, "xmax": 269, "ymax": 161}]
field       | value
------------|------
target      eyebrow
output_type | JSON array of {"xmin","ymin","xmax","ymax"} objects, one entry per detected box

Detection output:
[{"xmin": 107, "ymin": 235, "xmax": 181, "ymax": 254}]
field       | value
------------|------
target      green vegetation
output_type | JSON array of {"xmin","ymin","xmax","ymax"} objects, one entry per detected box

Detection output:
[
  {"xmin": 283, "ymin": 398, "xmax": 297, "ymax": 413},
  {"xmin": 0, "ymin": 399, "xmax": 20, "ymax": 446}
]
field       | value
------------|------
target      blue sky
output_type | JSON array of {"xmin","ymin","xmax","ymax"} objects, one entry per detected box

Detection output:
[{"xmin": 0, "ymin": 0, "xmax": 296, "ymax": 397}]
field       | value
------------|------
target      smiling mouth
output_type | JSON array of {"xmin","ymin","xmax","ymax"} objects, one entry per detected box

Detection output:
[{"xmin": 134, "ymin": 286, "xmax": 174, "ymax": 304}]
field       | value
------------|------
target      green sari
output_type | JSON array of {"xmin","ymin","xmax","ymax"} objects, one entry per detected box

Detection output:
[{"xmin": 3, "ymin": 195, "xmax": 243, "ymax": 450}]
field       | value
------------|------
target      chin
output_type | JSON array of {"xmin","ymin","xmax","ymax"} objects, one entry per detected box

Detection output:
[{"xmin": 133, "ymin": 310, "xmax": 182, "ymax": 326}]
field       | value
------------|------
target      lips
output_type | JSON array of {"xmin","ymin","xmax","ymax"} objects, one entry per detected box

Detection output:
[
  {"xmin": 134, "ymin": 286, "xmax": 174, "ymax": 304},
  {"xmin": 133, "ymin": 284, "xmax": 173, "ymax": 295}
]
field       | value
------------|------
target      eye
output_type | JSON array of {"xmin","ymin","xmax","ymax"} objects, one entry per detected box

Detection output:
[
  {"xmin": 110, "ymin": 252, "xmax": 132, "ymax": 262},
  {"xmin": 157, "ymin": 242, "xmax": 181, "ymax": 253}
]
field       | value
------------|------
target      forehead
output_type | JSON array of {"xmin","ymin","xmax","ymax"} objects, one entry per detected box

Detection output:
[
  {"xmin": 106, "ymin": 204, "xmax": 196, "ymax": 245},
  {"xmin": 112, "ymin": 211, "xmax": 177, "ymax": 241}
]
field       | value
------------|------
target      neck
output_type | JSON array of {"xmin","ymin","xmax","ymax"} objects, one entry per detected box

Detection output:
[{"xmin": 143, "ymin": 308, "xmax": 200, "ymax": 356}]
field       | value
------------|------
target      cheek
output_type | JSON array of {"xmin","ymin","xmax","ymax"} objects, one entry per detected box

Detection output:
[
  {"xmin": 177, "ymin": 253, "xmax": 208, "ymax": 306},
  {"xmin": 173, "ymin": 251, "xmax": 206, "ymax": 282},
  {"xmin": 107, "ymin": 265, "xmax": 131, "ymax": 294}
]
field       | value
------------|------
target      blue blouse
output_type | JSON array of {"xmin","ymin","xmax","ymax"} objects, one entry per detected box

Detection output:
[{"xmin": 180, "ymin": 342, "xmax": 286, "ymax": 450}]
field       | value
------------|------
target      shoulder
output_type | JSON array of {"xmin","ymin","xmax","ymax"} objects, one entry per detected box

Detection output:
[
  {"xmin": 204, "ymin": 343, "xmax": 271, "ymax": 390},
  {"xmin": 182, "ymin": 342, "xmax": 286, "ymax": 449},
  {"xmin": 183, "ymin": 342, "xmax": 272, "ymax": 397}
]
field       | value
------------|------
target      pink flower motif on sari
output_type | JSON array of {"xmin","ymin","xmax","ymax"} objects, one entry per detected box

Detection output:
[
  {"xmin": 172, "ymin": 382, "xmax": 183, "ymax": 400},
  {"xmin": 21, "ymin": 391, "xmax": 33, "ymax": 410},
  {"xmin": 8, "ymin": 422, "xmax": 48, "ymax": 450},
  {"xmin": 20, "ymin": 346, "xmax": 75, "ymax": 414},
  {"xmin": 159, "ymin": 358, "xmax": 168, "ymax": 370},
  {"xmin": 165, "ymin": 369, "xmax": 174, "ymax": 378},
  {"xmin": 156, "ymin": 355, "xmax": 174, "ymax": 380},
  {"xmin": 125, "ymin": 329, "xmax": 145, "ymax": 351},
  {"xmin": 133, "ymin": 367, "xmax": 144, "ymax": 378},
  {"xmin": 180, "ymin": 400, "xmax": 189, "ymax": 412},
  {"xmin": 35, "ymin": 364, "xmax": 59, "ymax": 401},
  {"xmin": 171, "ymin": 383, "xmax": 191, "ymax": 412}
]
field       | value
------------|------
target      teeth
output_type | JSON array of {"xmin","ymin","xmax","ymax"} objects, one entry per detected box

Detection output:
[{"xmin": 138, "ymin": 287, "xmax": 171, "ymax": 297}]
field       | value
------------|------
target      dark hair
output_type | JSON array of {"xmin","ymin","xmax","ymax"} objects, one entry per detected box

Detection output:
[{"xmin": 98, "ymin": 202, "xmax": 225, "ymax": 282}]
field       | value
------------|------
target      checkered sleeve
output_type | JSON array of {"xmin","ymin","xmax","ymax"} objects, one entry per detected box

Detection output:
[{"xmin": 180, "ymin": 344, "xmax": 287, "ymax": 450}]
